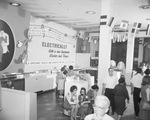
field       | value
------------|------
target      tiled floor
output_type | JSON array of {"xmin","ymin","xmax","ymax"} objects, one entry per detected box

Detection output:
[{"xmin": 37, "ymin": 86, "xmax": 140, "ymax": 120}]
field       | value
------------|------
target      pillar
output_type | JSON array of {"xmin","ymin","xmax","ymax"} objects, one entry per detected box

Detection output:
[
  {"xmin": 138, "ymin": 38, "xmax": 144, "ymax": 65},
  {"xmin": 97, "ymin": 0, "xmax": 112, "ymax": 94},
  {"xmin": 125, "ymin": 29, "xmax": 135, "ymax": 85}
]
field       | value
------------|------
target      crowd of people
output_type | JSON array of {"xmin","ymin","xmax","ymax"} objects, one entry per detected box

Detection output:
[{"xmin": 56, "ymin": 64, "xmax": 150, "ymax": 120}]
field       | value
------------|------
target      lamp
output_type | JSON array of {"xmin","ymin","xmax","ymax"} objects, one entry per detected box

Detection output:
[{"xmin": 9, "ymin": 2, "xmax": 21, "ymax": 7}]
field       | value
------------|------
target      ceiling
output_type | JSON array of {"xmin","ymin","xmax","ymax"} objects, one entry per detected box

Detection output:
[{"xmin": 2, "ymin": 0, "xmax": 150, "ymax": 32}]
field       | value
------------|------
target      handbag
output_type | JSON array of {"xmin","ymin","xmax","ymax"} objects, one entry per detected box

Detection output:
[{"xmin": 142, "ymin": 102, "xmax": 150, "ymax": 110}]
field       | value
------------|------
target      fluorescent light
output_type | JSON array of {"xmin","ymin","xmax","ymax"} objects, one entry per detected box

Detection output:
[
  {"xmin": 9, "ymin": 2, "xmax": 21, "ymax": 7},
  {"xmin": 85, "ymin": 11, "xmax": 96, "ymax": 15},
  {"xmin": 139, "ymin": 5, "xmax": 150, "ymax": 9}
]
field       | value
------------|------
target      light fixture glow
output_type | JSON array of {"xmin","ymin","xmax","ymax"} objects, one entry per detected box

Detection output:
[
  {"xmin": 139, "ymin": 5, "xmax": 150, "ymax": 9},
  {"xmin": 85, "ymin": 11, "xmax": 96, "ymax": 15},
  {"xmin": 58, "ymin": 0, "xmax": 62, "ymax": 4},
  {"xmin": 9, "ymin": 2, "xmax": 21, "ymax": 7}
]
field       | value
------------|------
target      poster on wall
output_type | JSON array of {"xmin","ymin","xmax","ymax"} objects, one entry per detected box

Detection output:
[
  {"xmin": 26, "ymin": 23, "xmax": 76, "ymax": 70},
  {"xmin": 0, "ymin": 19, "xmax": 15, "ymax": 71}
]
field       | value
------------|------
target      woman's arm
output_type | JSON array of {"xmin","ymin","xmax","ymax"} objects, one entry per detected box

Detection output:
[
  {"xmin": 146, "ymin": 87, "xmax": 150, "ymax": 101},
  {"xmin": 130, "ymin": 82, "xmax": 134, "ymax": 95},
  {"xmin": 124, "ymin": 86, "xmax": 130, "ymax": 101},
  {"xmin": 102, "ymin": 83, "xmax": 106, "ymax": 95},
  {"xmin": 66, "ymin": 93, "xmax": 76, "ymax": 104}
]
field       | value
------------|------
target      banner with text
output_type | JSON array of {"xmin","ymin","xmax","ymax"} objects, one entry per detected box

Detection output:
[{"xmin": 27, "ymin": 24, "xmax": 76, "ymax": 68}]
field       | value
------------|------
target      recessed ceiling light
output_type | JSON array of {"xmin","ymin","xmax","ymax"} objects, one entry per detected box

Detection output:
[
  {"xmin": 9, "ymin": 2, "xmax": 21, "ymax": 7},
  {"xmin": 139, "ymin": 5, "xmax": 150, "ymax": 9},
  {"xmin": 45, "ymin": 15, "xmax": 55, "ymax": 18},
  {"xmin": 58, "ymin": 0, "xmax": 62, "ymax": 4},
  {"xmin": 85, "ymin": 11, "xmax": 96, "ymax": 15}
]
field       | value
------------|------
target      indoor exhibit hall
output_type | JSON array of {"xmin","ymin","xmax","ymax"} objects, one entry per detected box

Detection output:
[{"xmin": 0, "ymin": 0, "xmax": 150, "ymax": 120}]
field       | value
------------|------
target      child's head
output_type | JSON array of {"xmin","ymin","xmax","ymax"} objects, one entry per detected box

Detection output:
[{"xmin": 80, "ymin": 87, "xmax": 86, "ymax": 95}]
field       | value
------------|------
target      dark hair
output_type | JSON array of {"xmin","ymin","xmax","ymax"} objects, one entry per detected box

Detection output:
[
  {"xmin": 141, "ymin": 76, "xmax": 150, "ymax": 86},
  {"xmin": 69, "ymin": 65, "xmax": 74, "ymax": 70},
  {"xmin": 80, "ymin": 87, "xmax": 86, "ymax": 94},
  {"xmin": 136, "ymin": 68, "xmax": 142, "ymax": 74},
  {"xmin": 63, "ymin": 70, "xmax": 68, "ymax": 75},
  {"xmin": 144, "ymin": 69, "xmax": 150, "ymax": 75},
  {"xmin": 91, "ymin": 85, "xmax": 99, "ymax": 90},
  {"xmin": 120, "ymin": 75, "xmax": 125, "ymax": 78},
  {"xmin": 119, "ymin": 77, "xmax": 125, "ymax": 83},
  {"xmin": 70, "ymin": 85, "xmax": 77, "ymax": 92},
  {"xmin": 61, "ymin": 67, "xmax": 65, "ymax": 71}
]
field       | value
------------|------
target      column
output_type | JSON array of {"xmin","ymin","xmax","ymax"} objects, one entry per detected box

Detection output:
[
  {"xmin": 97, "ymin": 0, "xmax": 112, "ymax": 94},
  {"xmin": 125, "ymin": 29, "xmax": 135, "ymax": 85},
  {"xmin": 138, "ymin": 38, "xmax": 144, "ymax": 65}
]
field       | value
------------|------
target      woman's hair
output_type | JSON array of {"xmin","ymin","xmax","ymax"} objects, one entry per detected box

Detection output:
[
  {"xmin": 94, "ymin": 95, "xmax": 110, "ymax": 109},
  {"xmin": 136, "ymin": 68, "xmax": 142, "ymax": 74},
  {"xmin": 119, "ymin": 77, "xmax": 125, "ymax": 83},
  {"xmin": 144, "ymin": 69, "xmax": 150, "ymax": 75},
  {"xmin": 63, "ymin": 70, "xmax": 68, "ymax": 75},
  {"xmin": 69, "ymin": 65, "xmax": 73, "ymax": 70},
  {"xmin": 91, "ymin": 85, "xmax": 99, "ymax": 90},
  {"xmin": 80, "ymin": 87, "xmax": 86, "ymax": 94},
  {"xmin": 60, "ymin": 67, "xmax": 65, "ymax": 71},
  {"xmin": 70, "ymin": 85, "xmax": 77, "ymax": 92},
  {"xmin": 141, "ymin": 76, "xmax": 150, "ymax": 86}
]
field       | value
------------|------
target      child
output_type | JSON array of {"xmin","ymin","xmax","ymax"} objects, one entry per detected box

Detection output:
[{"xmin": 78, "ymin": 87, "xmax": 90, "ymax": 120}]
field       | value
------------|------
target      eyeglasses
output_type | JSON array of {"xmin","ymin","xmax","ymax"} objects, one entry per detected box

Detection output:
[{"xmin": 93, "ymin": 105, "xmax": 106, "ymax": 110}]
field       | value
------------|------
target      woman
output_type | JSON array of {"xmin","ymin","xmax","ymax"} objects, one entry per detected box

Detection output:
[
  {"xmin": 64, "ymin": 85, "xmax": 78, "ymax": 120},
  {"xmin": 56, "ymin": 67, "xmax": 66, "ymax": 98},
  {"xmin": 114, "ymin": 77, "xmax": 129, "ymax": 120},
  {"xmin": 139, "ymin": 76, "xmax": 150, "ymax": 120},
  {"xmin": 78, "ymin": 87, "xmax": 90, "ymax": 120}
]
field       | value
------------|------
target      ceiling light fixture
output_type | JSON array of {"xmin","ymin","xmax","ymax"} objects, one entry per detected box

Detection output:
[
  {"xmin": 139, "ymin": 5, "xmax": 150, "ymax": 9},
  {"xmin": 9, "ymin": 2, "xmax": 21, "ymax": 7},
  {"xmin": 58, "ymin": 0, "xmax": 62, "ymax": 4},
  {"xmin": 85, "ymin": 11, "xmax": 96, "ymax": 15}
]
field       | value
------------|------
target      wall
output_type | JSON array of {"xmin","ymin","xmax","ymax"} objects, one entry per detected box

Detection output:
[{"xmin": 0, "ymin": 1, "xmax": 30, "ymax": 76}]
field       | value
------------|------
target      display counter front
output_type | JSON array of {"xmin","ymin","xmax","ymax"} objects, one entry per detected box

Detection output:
[
  {"xmin": 1, "ymin": 70, "xmax": 57, "ymax": 93},
  {"xmin": 25, "ymin": 72, "xmax": 57, "ymax": 93},
  {"xmin": 1, "ymin": 77, "xmax": 25, "ymax": 91}
]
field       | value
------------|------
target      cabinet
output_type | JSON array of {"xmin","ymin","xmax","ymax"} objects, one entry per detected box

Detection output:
[{"xmin": 25, "ymin": 73, "xmax": 57, "ymax": 93}]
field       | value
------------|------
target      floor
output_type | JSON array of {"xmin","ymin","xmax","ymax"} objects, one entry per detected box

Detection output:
[{"xmin": 37, "ymin": 86, "xmax": 140, "ymax": 120}]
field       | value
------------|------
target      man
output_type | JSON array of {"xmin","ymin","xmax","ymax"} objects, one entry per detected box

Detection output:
[
  {"xmin": 102, "ymin": 68, "xmax": 118, "ymax": 115},
  {"xmin": 84, "ymin": 95, "xmax": 114, "ymax": 120},
  {"xmin": 130, "ymin": 68, "xmax": 143, "ymax": 118}
]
